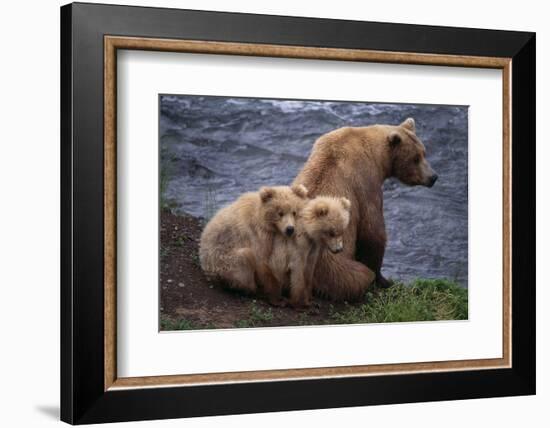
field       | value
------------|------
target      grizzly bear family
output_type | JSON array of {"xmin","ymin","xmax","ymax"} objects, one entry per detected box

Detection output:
[{"xmin": 199, "ymin": 118, "xmax": 437, "ymax": 305}]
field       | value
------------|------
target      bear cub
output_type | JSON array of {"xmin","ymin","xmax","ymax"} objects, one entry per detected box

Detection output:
[
  {"xmin": 284, "ymin": 196, "xmax": 351, "ymax": 308},
  {"xmin": 199, "ymin": 184, "xmax": 308, "ymax": 305}
]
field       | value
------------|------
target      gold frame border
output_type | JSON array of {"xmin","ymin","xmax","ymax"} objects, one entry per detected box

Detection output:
[{"xmin": 104, "ymin": 36, "xmax": 512, "ymax": 391}]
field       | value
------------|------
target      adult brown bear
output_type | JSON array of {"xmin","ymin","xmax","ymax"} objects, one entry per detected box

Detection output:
[{"xmin": 293, "ymin": 118, "xmax": 438, "ymax": 301}]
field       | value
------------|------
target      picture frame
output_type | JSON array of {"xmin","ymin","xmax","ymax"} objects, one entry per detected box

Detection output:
[{"xmin": 60, "ymin": 2, "xmax": 535, "ymax": 424}]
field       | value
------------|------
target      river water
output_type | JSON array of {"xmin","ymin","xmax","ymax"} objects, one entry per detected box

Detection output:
[{"xmin": 160, "ymin": 95, "xmax": 468, "ymax": 286}]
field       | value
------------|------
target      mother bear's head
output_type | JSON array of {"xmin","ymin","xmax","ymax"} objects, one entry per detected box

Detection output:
[{"xmin": 388, "ymin": 118, "xmax": 438, "ymax": 188}]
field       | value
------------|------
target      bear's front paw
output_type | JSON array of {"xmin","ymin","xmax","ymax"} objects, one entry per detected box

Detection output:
[{"xmin": 376, "ymin": 274, "xmax": 394, "ymax": 289}]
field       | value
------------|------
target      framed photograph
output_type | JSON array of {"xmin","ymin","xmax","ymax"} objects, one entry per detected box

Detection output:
[{"xmin": 61, "ymin": 2, "xmax": 535, "ymax": 424}]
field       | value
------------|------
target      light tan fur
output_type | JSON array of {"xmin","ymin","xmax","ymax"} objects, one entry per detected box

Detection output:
[
  {"xmin": 199, "ymin": 184, "xmax": 308, "ymax": 305},
  {"xmin": 293, "ymin": 118, "xmax": 437, "ymax": 300}
]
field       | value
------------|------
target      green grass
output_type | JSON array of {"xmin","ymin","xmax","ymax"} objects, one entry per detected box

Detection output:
[
  {"xmin": 329, "ymin": 279, "xmax": 467, "ymax": 325},
  {"xmin": 249, "ymin": 303, "xmax": 274, "ymax": 323},
  {"xmin": 160, "ymin": 153, "xmax": 181, "ymax": 211},
  {"xmin": 233, "ymin": 302, "xmax": 274, "ymax": 328},
  {"xmin": 160, "ymin": 317, "xmax": 197, "ymax": 331},
  {"xmin": 204, "ymin": 185, "xmax": 218, "ymax": 220},
  {"xmin": 159, "ymin": 161, "xmax": 171, "ymax": 210},
  {"xmin": 174, "ymin": 235, "xmax": 190, "ymax": 247},
  {"xmin": 190, "ymin": 252, "xmax": 201, "ymax": 267},
  {"xmin": 160, "ymin": 246, "xmax": 169, "ymax": 260}
]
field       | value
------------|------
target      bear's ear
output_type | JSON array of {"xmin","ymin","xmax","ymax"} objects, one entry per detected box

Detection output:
[
  {"xmin": 388, "ymin": 131, "xmax": 401, "ymax": 147},
  {"xmin": 314, "ymin": 201, "xmax": 329, "ymax": 217},
  {"xmin": 340, "ymin": 197, "xmax": 351, "ymax": 212},
  {"xmin": 291, "ymin": 184, "xmax": 308, "ymax": 199},
  {"xmin": 259, "ymin": 187, "xmax": 275, "ymax": 203},
  {"xmin": 400, "ymin": 117, "xmax": 416, "ymax": 132}
]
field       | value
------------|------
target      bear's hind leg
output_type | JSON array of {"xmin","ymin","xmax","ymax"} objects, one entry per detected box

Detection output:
[
  {"xmin": 255, "ymin": 262, "xmax": 286, "ymax": 307},
  {"xmin": 356, "ymin": 237, "xmax": 393, "ymax": 289},
  {"xmin": 226, "ymin": 249, "xmax": 285, "ymax": 306},
  {"xmin": 222, "ymin": 248, "xmax": 258, "ymax": 295},
  {"xmin": 313, "ymin": 251, "xmax": 375, "ymax": 301}
]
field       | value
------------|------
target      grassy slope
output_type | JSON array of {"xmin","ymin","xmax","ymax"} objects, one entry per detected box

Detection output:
[
  {"xmin": 161, "ymin": 278, "xmax": 468, "ymax": 331},
  {"xmin": 328, "ymin": 279, "xmax": 467, "ymax": 325}
]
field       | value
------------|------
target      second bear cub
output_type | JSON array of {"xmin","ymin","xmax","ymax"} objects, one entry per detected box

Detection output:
[{"xmin": 269, "ymin": 195, "xmax": 351, "ymax": 308}]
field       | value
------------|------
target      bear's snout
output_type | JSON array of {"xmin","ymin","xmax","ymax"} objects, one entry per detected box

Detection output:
[
  {"xmin": 427, "ymin": 173, "xmax": 438, "ymax": 188},
  {"xmin": 285, "ymin": 225, "xmax": 295, "ymax": 237},
  {"xmin": 329, "ymin": 242, "xmax": 344, "ymax": 254}
]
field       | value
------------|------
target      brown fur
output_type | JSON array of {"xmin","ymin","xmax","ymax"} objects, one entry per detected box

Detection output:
[
  {"xmin": 293, "ymin": 118, "xmax": 437, "ymax": 300},
  {"xmin": 199, "ymin": 184, "xmax": 308, "ymax": 305},
  {"xmin": 287, "ymin": 196, "xmax": 351, "ymax": 308}
]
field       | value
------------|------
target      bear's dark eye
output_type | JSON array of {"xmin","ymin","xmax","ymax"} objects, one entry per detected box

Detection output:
[
  {"xmin": 278, "ymin": 211, "xmax": 284, "ymax": 217},
  {"xmin": 292, "ymin": 211, "xmax": 296, "ymax": 216},
  {"xmin": 414, "ymin": 155, "xmax": 421, "ymax": 164},
  {"xmin": 328, "ymin": 230, "xmax": 336, "ymax": 238}
]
